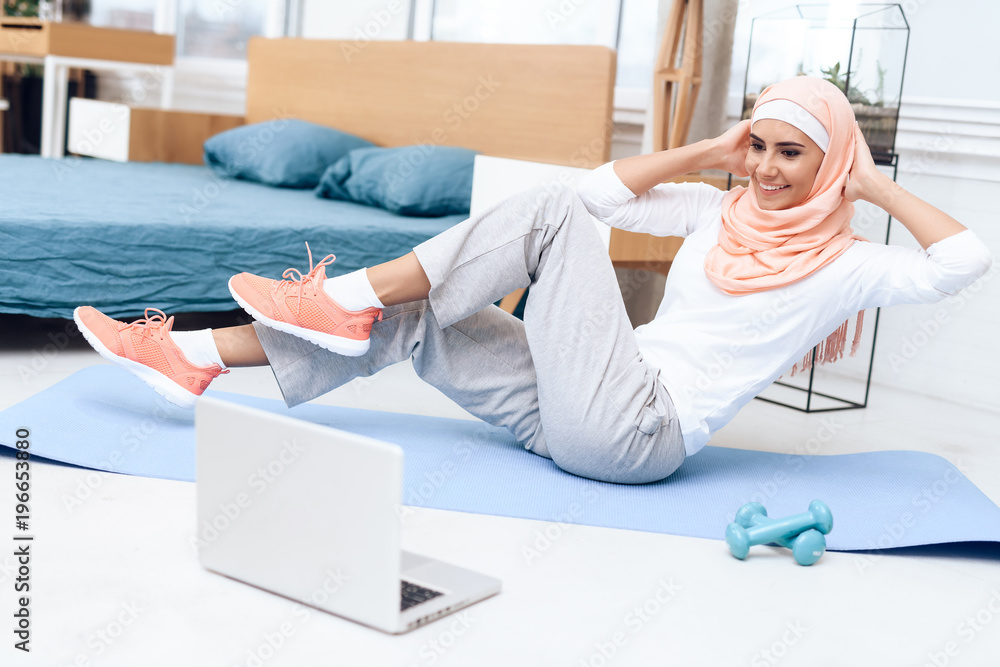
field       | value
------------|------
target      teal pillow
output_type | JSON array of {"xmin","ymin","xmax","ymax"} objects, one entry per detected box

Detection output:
[
  {"xmin": 315, "ymin": 145, "xmax": 477, "ymax": 216},
  {"xmin": 204, "ymin": 119, "xmax": 375, "ymax": 188}
]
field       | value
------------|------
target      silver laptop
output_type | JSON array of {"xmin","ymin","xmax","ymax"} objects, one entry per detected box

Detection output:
[{"xmin": 194, "ymin": 397, "xmax": 501, "ymax": 634}]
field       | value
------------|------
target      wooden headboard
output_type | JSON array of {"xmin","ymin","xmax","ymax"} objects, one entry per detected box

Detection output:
[{"xmin": 245, "ymin": 39, "xmax": 616, "ymax": 169}]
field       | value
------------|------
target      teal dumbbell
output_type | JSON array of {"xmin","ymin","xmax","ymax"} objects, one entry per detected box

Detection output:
[
  {"xmin": 734, "ymin": 502, "xmax": 827, "ymax": 566},
  {"xmin": 725, "ymin": 500, "xmax": 833, "ymax": 563}
]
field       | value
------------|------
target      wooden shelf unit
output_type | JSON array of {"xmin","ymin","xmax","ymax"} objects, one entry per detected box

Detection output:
[{"xmin": 0, "ymin": 17, "xmax": 173, "ymax": 64}]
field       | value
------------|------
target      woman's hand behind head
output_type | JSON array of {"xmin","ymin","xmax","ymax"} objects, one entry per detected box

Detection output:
[
  {"xmin": 844, "ymin": 123, "xmax": 888, "ymax": 203},
  {"xmin": 710, "ymin": 120, "xmax": 752, "ymax": 178}
]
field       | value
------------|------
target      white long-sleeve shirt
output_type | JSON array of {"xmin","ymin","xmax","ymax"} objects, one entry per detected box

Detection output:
[{"xmin": 577, "ymin": 162, "xmax": 995, "ymax": 456}]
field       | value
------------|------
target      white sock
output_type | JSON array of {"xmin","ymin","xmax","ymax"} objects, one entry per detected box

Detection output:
[
  {"xmin": 171, "ymin": 329, "xmax": 227, "ymax": 369},
  {"xmin": 323, "ymin": 268, "xmax": 385, "ymax": 311}
]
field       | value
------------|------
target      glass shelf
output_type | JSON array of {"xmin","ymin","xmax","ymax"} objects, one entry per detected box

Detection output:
[{"xmin": 742, "ymin": 3, "xmax": 910, "ymax": 164}]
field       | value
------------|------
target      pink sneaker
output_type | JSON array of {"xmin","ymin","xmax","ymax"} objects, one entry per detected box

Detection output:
[
  {"xmin": 228, "ymin": 243, "xmax": 382, "ymax": 356},
  {"xmin": 73, "ymin": 306, "xmax": 228, "ymax": 409}
]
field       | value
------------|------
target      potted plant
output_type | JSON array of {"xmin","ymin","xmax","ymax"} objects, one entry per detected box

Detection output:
[{"xmin": 820, "ymin": 61, "xmax": 898, "ymax": 162}]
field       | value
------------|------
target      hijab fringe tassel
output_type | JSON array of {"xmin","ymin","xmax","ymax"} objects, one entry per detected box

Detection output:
[{"xmin": 790, "ymin": 310, "xmax": 865, "ymax": 377}]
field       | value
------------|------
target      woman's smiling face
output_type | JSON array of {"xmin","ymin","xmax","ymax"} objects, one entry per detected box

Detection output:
[{"xmin": 744, "ymin": 119, "xmax": 826, "ymax": 211}]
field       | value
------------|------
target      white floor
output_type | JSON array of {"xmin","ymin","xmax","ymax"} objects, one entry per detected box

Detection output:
[{"xmin": 1, "ymin": 320, "xmax": 1000, "ymax": 666}]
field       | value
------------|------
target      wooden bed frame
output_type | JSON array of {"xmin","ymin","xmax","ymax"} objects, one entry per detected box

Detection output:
[
  {"xmin": 132, "ymin": 38, "xmax": 616, "ymax": 169},
  {"xmin": 246, "ymin": 39, "xmax": 616, "ymax": 168},
  {"xmin": 112, "ymin": 38, "xmax": 698, "ymax": 305}
]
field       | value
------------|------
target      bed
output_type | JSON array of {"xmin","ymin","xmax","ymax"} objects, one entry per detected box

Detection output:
[
  {"xmin": 0, "ymin": 38, "xmax": 617, "ymax": 319},
  {"xmin": 0, "ymin": 154, "xmax": 467, "ymax": 318}
]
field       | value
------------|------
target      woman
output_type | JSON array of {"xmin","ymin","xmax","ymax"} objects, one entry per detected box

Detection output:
[{"xmin": 74, "ymin": 77, "xmax": 993, "ymax": 484}]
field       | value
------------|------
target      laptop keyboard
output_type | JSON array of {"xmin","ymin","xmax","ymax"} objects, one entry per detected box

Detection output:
[{"xmin": 400, "ymin": 580, "xmax": 444, "ymax": 611}]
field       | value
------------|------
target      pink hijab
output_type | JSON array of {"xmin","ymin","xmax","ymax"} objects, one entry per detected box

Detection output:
[{"xmin": 704, "ymin": 76, "xmax": 868, "ymax": 374}]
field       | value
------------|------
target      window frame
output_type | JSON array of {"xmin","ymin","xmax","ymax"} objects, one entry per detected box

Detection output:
[
  {"xmin": 149, "ymin": 0, "xmax": 286, "ymax": 62},
  {"xmin": 149, "ymin": 0, "xmax": 651, "ymax": 118}
]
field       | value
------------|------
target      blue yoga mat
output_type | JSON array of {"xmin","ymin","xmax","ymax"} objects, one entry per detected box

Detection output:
[{"xmin": 2, "ymin": 365, "xmax": 999, "ymax": 552}]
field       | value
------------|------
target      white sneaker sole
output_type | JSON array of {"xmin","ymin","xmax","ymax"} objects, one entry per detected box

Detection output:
[
  {"xmin": 73, "ymin": 308, "xmax": 199, "ymax": 409},
  {"xmin": 227, "ymin": 277, "xmax": 370, "ymax": 357}
]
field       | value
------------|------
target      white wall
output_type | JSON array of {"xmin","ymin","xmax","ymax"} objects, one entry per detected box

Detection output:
[
  {"xmin": 850, "ymin": 2, "xmax": 1000, "ymax": 414},
  {"xmin": 900, "ymin": 0, "xmax": 1000, "ymax": 102},
  {"xmin": 892, "ymin": 0, "xmax": 1000, "ymax": 183},
  {"xmin": 869, "ymin": 174, "xmax": 999, "ymax": 413}
]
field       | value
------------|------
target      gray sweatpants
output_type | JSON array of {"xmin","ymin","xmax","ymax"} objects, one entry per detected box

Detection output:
[{"xmin": 253, "ymin": 185, "xmax": 685, "ymax": 484}]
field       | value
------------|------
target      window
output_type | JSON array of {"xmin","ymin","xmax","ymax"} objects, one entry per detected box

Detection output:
[
  {"xmin": 432, "ymin": 0, "xmax": 611, "ymax": 46},
  {"xmin": 297, "ymin": 0, "xmax": 410, "ymax": 40},
  {"xmin": 616, "ymin": 0, "xmax": 658, "ymax": 90},
  {"xmin": 87, "ymin": 0, "xmax": 157, "ymax": 31},
  {"xmin": 176, "ymin": 0, "xmax": 268, "ymax": 60}
]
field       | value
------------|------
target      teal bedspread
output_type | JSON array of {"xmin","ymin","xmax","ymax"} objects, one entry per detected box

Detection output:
[{"xmin": 0, "ymin": 155, "xmax": 466, "ymax": 319}]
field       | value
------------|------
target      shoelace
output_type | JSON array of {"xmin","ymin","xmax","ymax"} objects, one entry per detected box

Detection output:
[
  {"xmin": 119, "ymin": 307, "xmax": 229, "ymax": 373},
  {"xmin": 124, "ymin": 308, "xmax": 174, "ymax": 341},
  {"xmin": 272, "ymin": 242, "xmax": 338, "ymax": 315}
]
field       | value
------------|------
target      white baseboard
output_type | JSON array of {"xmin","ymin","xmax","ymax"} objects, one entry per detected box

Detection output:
[{"xmin": 894, "ymin": 96, "xmax": 1000, "ymax": 182}]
